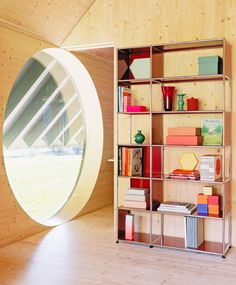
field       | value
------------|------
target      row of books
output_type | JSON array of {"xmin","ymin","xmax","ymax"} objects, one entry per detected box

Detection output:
[
  {"xmin": 167, "ymin": 169, "xmax": 200, "ymax": 180},
  {"xmin": 157, "ymin": 201, "xmax": 197, "ymax": 214},
  {"xmin": 118, "ymin": 86, "xmax": 132, "ymax": 112},
  {"xmin": 118, "ymin": 147, "xmax": 143, "ymax": 177},
  {"xmin": 184, "ymin": 216, "xmax": 204, "ymax": 248}
]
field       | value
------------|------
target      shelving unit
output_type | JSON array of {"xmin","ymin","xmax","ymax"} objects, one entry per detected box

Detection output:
[{"xmin": 115, "ymin": 38, "xmax": 232, "ymax": 257}]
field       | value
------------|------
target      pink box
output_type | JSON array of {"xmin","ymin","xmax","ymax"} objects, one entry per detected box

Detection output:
[
  {"xmin": 208, "ymin": 195, "xmax": 220, "ymax": 205},
  {"xmin": 126, "ymin": 105, "xmax": 147, "ymax": 112}
]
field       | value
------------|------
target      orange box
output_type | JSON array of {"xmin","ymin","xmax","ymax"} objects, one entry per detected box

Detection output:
[
  {"xmin": 208, "ymin": 205, "xmax": 220, "ymax": 215},
  {"xmin": 168, "ymin": 127, "xmax": 201, "ymax": 136},
  {"xmin": 197, "ymin": 194, "xmax": 208, "ymax": 204}
]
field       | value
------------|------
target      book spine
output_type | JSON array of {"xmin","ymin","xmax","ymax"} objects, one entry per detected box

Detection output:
[
  {"xmin": 118, "ymin": 147, "xmax": 122, "ymax": 176},
  {"xmin": 121, "ymin": 147, "xmax": 126, "ymax": 176},
  {"xmin": 127, "ymin": 148, "xmax": 132, "ymax": 176}
]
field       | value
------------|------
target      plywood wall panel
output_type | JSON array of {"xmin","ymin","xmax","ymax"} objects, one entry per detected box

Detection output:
[
  {"xmin": 63, "ymin": 0, "xmax": 236, "ymax": 246},
  {"xmin": 72, "ymin": 51, "xmax": 114, "ymax": 216},
  {"xmin": 0, "ymin": 25, "xmax": 55, "ymax": 247}
]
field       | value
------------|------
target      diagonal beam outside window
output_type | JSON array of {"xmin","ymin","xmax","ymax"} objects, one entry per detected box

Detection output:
[
  {"xmin": 31, "ymin": 93, "xmax": 78, "ymax": 147},
  {"xmin": 66, "ymin": 126, "xmax": 84, "ymax": 146},
  {"xmin": 8, "ymin": 76, "xmax": 70, "ymax": 147},
  {"xmin": 3, "ymin": 59, "xmax": 57, "ymax": 134},
  {"xmin": 48, "ymin": 109, "xmax": 83, "ymax": 147}
]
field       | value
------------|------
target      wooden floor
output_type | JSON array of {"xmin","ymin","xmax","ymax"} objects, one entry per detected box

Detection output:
[{"xmin": 0, "ymin": 206, "xmax": 236, "ymax": 285}]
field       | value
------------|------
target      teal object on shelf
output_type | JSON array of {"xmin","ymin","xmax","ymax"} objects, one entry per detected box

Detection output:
[
  {"xmin": 177, "ymin": 94, "xmax": 186, "ymax": 111},
  {"xmin": 134, "ymin": 130, "xmax": 145, "ymax": 144},
  {"xmin": 198, "ymin": 55, "xmax": 223, "ymax": 75}
]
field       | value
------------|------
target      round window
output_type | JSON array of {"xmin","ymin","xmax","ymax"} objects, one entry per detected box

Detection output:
[{"xmin": 3, "ymin": 48, "xmax": 103, "ymax": 226}]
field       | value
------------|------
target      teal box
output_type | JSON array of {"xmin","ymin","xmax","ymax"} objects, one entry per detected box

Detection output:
[{"xmin": 198, "ymin": 55, "xmax": 223, "ymax": 75}]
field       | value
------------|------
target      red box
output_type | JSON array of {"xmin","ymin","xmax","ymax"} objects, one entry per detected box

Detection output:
[
  {"xmin": 197, "ymin": 194, "xmax": 208, "ymax": 204},
  {"xmin": 126, "ymin": 105, "xmax": 147, "ymax": 112},
  {"xmin": 166, "ymin": 135, "xmax": 203, "ymax": 146},
  {"xmin": 208, "ymin": 195, "xmax": 220, "ymax": 205}
]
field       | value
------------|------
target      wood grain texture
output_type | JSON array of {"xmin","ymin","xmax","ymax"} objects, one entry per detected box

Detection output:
[
  {"xmin": 0, "ymin": 206, "xmax": 236, "ymax": 285},
  {"xmin": 63, "ymin": 0, "xmax": 236, "ymax": 246},
  {"xmin": 72, "ymin": 50, "xmax": 114, "ymax": 216},
  {"xmin": 0, "ymin": 26, "xmax": 54, "ymax": 248},
  {"xmin": 0, "ymin": 0, "xmax": 95, "ymax": 45}
]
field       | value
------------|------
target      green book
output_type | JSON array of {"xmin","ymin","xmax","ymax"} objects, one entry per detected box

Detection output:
[{"xmin": 202, "ymin": 119, "xmax": 223, "ymax": 145}]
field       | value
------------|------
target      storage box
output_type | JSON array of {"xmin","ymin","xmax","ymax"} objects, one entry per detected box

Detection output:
[
  {"xmin": 203, "ymin": 186, "xmax": 213, "ymax": 196},
  {"xmin": 208, "ymin": 195, "xmax": 220, "ymax": 205},
  {"xmin": 168, "ymin": 127, "xmax": 201, "ymax": 136},
  {"xmin": 197, "ymin": 204, "xmax": 208, "ymax": 215},
  {"xmin": 166, "ymin": 135, "xmax": 203, "ymax": 146},
  {"xmin": 208, "ymin": 205, "xmax": 220, "ymax": 215},
  {"xmin": 197, "ymin": 194, "xmax": 208, "ymax": 204},
  {"xmin": 126, "ymin": 105, "xmax": 147, "ymax": 112},
  {"xmin": 198, "ymin": 55, "xmax": 223, "ymax": 75},
  {"xmin": 199, "ymin": 154, "xmax": 222, "ymax": 181}
]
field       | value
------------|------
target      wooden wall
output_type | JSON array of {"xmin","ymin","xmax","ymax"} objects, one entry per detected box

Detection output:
[
  {"xmin": 63, "ymin": 0, "xmax": 236, "ymax": 246},
  {"xmin": 72, "ymin": 51, "xmax": 114, "ymax": 216},
  {"xmin": 0, "ymin": 25, "xmax": 54, "ymax": 247}
]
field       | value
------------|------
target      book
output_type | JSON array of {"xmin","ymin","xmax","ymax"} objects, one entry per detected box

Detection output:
[
  {"xmin": 123, "ymin": 200, "xmax": 149, "ymax": 209},
  {"xmin": 118, "ymin": 147, "xmax": 122, "ymax": 176},
  {"xmin": 202, "ymin": 119, "xmax": 223, "ymax": 145},
  {"xmin": 127, "ymin": 148, "xmax": 143, "ymax": 176},
  {"xmin": 168, "ymin": 127, "xmax": 201, "ymax": 136},
  {"xmin": 159, "ymin": 201, "xmax": 191, "ymax": 209},
  {"xmin": 122, "ymin": 87, "xmax": 132, "ymax": 112},
  {"xmin": 158, "ymin": 204, "xmax": 197, "ymax": 214},
  {"xmin": 125, "ymin": 214, "xmax": 134, "ymax": 240},
  {"xmin": 124, "ymin": 194, "xmax": 149, "ymax": 202},
  {"xmin": 126, "ymin": 188, "xmax": 149, "ymax": 195},
  {"xmin": 166, "ymin": 135, "xmax": 203, "ymax": 146}
]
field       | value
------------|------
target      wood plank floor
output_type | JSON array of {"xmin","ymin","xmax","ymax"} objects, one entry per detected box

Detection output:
[{"xmin": 0, "ymin": 205, "xmax": 236, "ymax": 285}]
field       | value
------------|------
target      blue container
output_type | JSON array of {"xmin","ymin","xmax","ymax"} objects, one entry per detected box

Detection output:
[
  {"xmin": 198, "ymin": 204, "xmax": 208, "ymax": 214},
  {"xmin": 198, "ymin": 55, "xmax": 223, "ymax": 75}
]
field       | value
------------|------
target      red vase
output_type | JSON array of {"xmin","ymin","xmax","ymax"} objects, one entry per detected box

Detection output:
[{"xmin": 161, "ymin": 86, "xmax": 175, "ymax": 111}]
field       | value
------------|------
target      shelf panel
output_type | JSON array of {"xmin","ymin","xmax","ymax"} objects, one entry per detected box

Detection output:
[
  {"xmin": 118, "ymin": 175, "xmax": 151, "ymax": 180},
  {"xmin": 118, "ymin": 232, "xmax": 150, "ymax": 244},
  {"xmin": 118, "ymin": 112, "xmax": 150, "ymax": 115},
  {"xmin": 152, "ymin": 236, "xmax": 227, "ymax": 255},
  {"xmin": 118, "ymin": 78, "xmax": 151, "ymax": 85},
  {"xmin": 118, "ymin": 143, "xmax": 150, "ymax": 147},
  {"xmin": 153, "ymin": 144, "xmax": 224, "ymax": 149},
  {"xmin": 153, "ymin": 74, "xmax": 230, "ymax": 83},
  {"xmin": 152, "ymin": 110, "xmax": 223, "ymax": 115},
  {"xmin": 154, "ymin": 210, "xmax": 223, "ymax": 219},
  {"xmin": 118, "ymin": 206, "xmax": 150, "ymax": 213},
  {"xmin": 152, "ymin": 38, "xmax": 224, "ymax": 52}
]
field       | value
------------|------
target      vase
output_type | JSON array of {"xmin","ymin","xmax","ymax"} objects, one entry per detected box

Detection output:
[
  {"xmin": 161, "ymin": 86, "xmax": 175, "ymax": 111},
  {"xmin": 134, "ymin": 130, "xmax": 145, "ymax": 144},
  {"xmin": 177, "ymin": 94, "xmax": 186, "ymax": 111}
]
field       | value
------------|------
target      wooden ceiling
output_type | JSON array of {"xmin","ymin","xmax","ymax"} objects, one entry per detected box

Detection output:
[{"xmin": 0, "ymin": 0, "xmax": 95, "ymax": 45}]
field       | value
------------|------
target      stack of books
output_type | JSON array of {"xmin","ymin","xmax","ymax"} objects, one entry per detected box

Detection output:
[
  {"xmin": 184, "ymin": 217, "xmax": 204, "ymax": 248},
  {"xmin": 166, "ymin": 127, "xmax": 203, "ymax": 146},
  {"xmin": 118, "ymin": 147, "xmax": 143, "ymax": 177},
  {"xmin": 118, "ymin": 86, "xmax": 132, "ymax": 112},
  {"xmin": 157, "ymin": 201, "xmax": 197, "ymax": 214},
  {"xmin": 123, "ymin": 188, "xmax": 150, "ymax": 209},
  {"xmin": 167, "ymin": 169, "xmax": 200, "ymax": 180}
]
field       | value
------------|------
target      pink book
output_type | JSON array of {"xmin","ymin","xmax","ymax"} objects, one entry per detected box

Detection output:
[
  {"xmin": 126, "ymin": 105, "xmax": 147, "ymax": 112},
  {"xmin": 123, "ymin": 90, "xmax": 132, "ymax": 112},
  {"xmin": 168, "ymin": 127, "xmax": 201, "ymax": 136},
  {"xmin": 123, "ymin": 200, "xmax": 149, "ymax": 209},
  {"xmin": 166, "ymin": 135, "xmax": 203, "ymax": 146},
  {"xmin": 125, "ymin": 214, "xmax": 134, "ymax": 240}
]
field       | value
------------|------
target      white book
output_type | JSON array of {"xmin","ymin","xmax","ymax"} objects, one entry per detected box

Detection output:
[
  {"xmin": 126, "ymin": 188, "xmax": 149, "ymax": 195},
  {"xmin": 124, "ymin": 194, "xmax": 149, "ymax": 202}
]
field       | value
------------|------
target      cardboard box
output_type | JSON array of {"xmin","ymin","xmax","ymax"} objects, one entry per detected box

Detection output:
[
  {"xmin": 166, "ymin": 135, "xmax": 203, "ymax": 146},
  {"xmin": 168, "ymin": 127, "xmax": 201, "ymax": 136}
]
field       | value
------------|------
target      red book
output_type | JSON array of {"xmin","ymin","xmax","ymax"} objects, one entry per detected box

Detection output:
[
  {"xmin": 143, "ymin": 147, "xmax": 162, "ymax": 178},
  {"xmin": 126, "ymin": 105, "xmax": 147, "ymax": 112},
  {"xmin": 168, "ymin": 127, "xmax": 201, "ymax": 136},
  {"xmin": 166, "ymin": 135, "xmax": 203, "ymax": 146}
]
